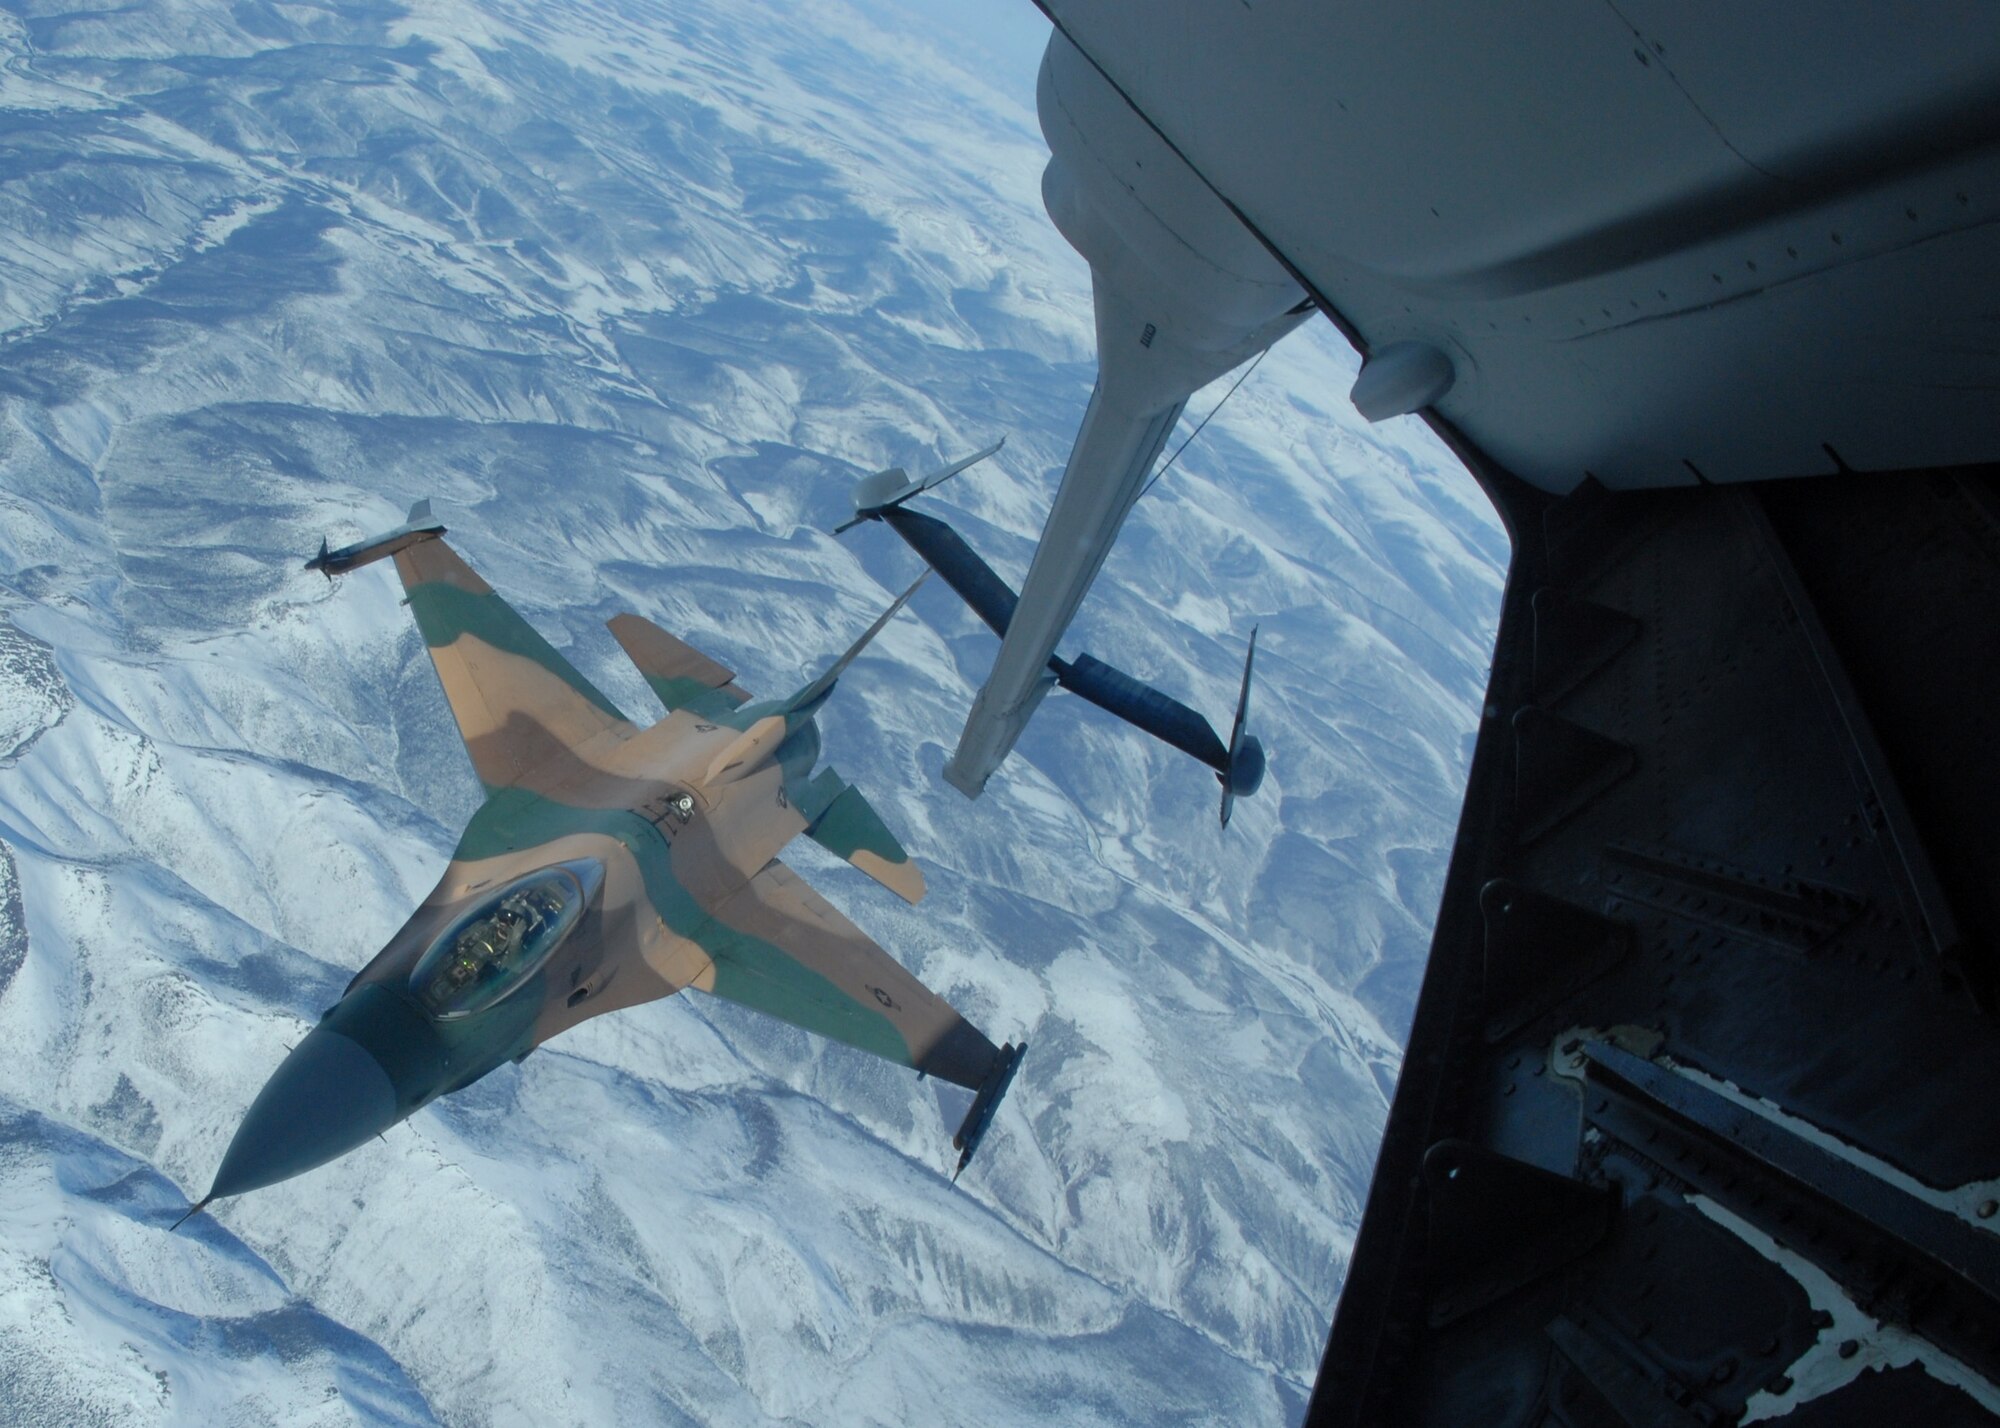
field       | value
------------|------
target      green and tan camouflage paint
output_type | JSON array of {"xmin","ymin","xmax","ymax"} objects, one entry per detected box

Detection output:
[{"xmin": 343, "ymin": 538, "xmax": 996, "ymax": 1091}]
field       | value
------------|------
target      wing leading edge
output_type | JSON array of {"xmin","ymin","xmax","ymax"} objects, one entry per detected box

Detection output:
[
  {"xmin": 306, "ymin": 505, "xmax": 635, "ymax": 792},
  {"xmin": 392, "ymin": 536, "xmax": 634, "ymax": 792}
]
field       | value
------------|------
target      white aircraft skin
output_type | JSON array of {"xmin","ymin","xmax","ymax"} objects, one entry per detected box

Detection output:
[
  {"xmin": 945, "ymin": 384, "xmax": 1179, "ymax": 796},
  {"xmin": 944, "ymin": 31, "xmax": 1307, "ymax": 797}
]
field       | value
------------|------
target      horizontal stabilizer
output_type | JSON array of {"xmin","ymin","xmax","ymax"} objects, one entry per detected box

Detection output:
[
  {"xmin": 804, "ymin": 771, "xmax": 925, "ymax": 904},
  {"xmin": 607, "ymin": 613, "xmax": 751, "ymax": 715},
  {"xmin": 305, "ymin": 499, "xmax": 446, "ymax": 579},
  {"xmin": 952, "ymin": 1040, "xmax": 1025, "ymax": 1181},
  {"xmin": 1219, "ymin": 628, "xmax": 1265, "ymax": 827}
]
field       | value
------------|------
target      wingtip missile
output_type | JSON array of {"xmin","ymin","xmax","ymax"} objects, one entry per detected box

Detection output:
[
  {"xmin": 834, "ymin": 437, "xmax": 1006, "ymax": 535},
  {"xmin": 305, "ymin": 499, "xmax": 446, "ymax": 578},
  {"xmin": 951, "ymin": 1039, "xmax": 1026, "ymax": 1181}
]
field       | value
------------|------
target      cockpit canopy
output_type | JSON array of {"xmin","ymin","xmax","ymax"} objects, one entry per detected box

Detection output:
[{"xmin": 409, "ymin": 864, "xmax": 596, "ymax": 1020}]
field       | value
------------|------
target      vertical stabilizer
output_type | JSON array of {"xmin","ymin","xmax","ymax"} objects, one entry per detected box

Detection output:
[{"xmin": 786, "ymin": 573, "xmax": 928, "ymax": 714}]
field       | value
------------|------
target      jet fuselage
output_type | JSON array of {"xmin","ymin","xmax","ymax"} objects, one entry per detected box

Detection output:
[{"xmin": 210, "ymin": 719, "xmax": 805, "ymax": 1201}]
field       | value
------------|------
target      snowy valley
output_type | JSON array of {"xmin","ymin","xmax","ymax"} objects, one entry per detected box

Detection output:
[{"xmin": 0, "ymin": 1, "xmax": 1505, "ymax": 1423}]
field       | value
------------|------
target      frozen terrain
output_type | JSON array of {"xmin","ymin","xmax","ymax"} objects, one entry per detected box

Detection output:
[{"xmin": 0, "ymin": 0, "xmax": 1506, "ymax": 1423}]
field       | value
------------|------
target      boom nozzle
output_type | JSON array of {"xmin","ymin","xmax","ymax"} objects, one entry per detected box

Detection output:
[{"xmin": 170, "ymin": 1197, "xmax": 212, "ymax": 1232}]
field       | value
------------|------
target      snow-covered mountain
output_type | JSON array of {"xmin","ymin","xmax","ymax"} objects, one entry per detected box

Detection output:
[{"xmin": 0, "ymin": 0, "xmax": 1505, "ymax": 1422}]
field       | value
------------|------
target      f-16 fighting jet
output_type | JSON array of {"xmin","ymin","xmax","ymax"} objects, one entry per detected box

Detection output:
[{"xmin": 175, "ymin": 505, "xmax": 1023, "ymax": 1227}]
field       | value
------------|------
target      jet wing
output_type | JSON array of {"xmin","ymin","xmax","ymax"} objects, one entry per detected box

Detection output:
[
  {"xmin": 694, "ymin": 859, "xmax": 998, "ymax": 1091},
  {"xmin": 392, "ymin": 538, "xmax": 634, "ymax": 792}
]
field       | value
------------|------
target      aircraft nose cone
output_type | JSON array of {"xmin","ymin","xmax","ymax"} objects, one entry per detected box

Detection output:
[{"xmin": 208, "ymin": 1027, "xmax": 401, "ymax": 1201}]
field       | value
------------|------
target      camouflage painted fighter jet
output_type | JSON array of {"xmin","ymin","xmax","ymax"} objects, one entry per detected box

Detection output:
[{"xmin": 176, "ymin": 505, "xmax": 1023, "ymax": 1226}]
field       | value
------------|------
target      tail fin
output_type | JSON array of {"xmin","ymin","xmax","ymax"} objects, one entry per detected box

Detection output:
[
  {"xmin": 834, "ymin": 438, "xmax": 1005, "ymax": 535},
  {"xmin": 607, "ymin": 613, "xmax": 752, "ymax": 716},
  {"xmin": 786, "ymin": 572, "xmax": 928, "ymax": 713},
  {"xmin": 1219, "ymin": 628, "xmax": 1264, "ymax": 827}
]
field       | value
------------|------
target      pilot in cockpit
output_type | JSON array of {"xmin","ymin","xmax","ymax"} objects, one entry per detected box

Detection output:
[{"xmin": 413, "ymin": 870, "xmax": 588, "ymax": 1018}]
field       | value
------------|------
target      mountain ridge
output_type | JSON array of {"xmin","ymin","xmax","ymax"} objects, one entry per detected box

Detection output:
[{"xmin": 0, "ymin": 0, "xmax": 1503, "ymax": 1422}]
